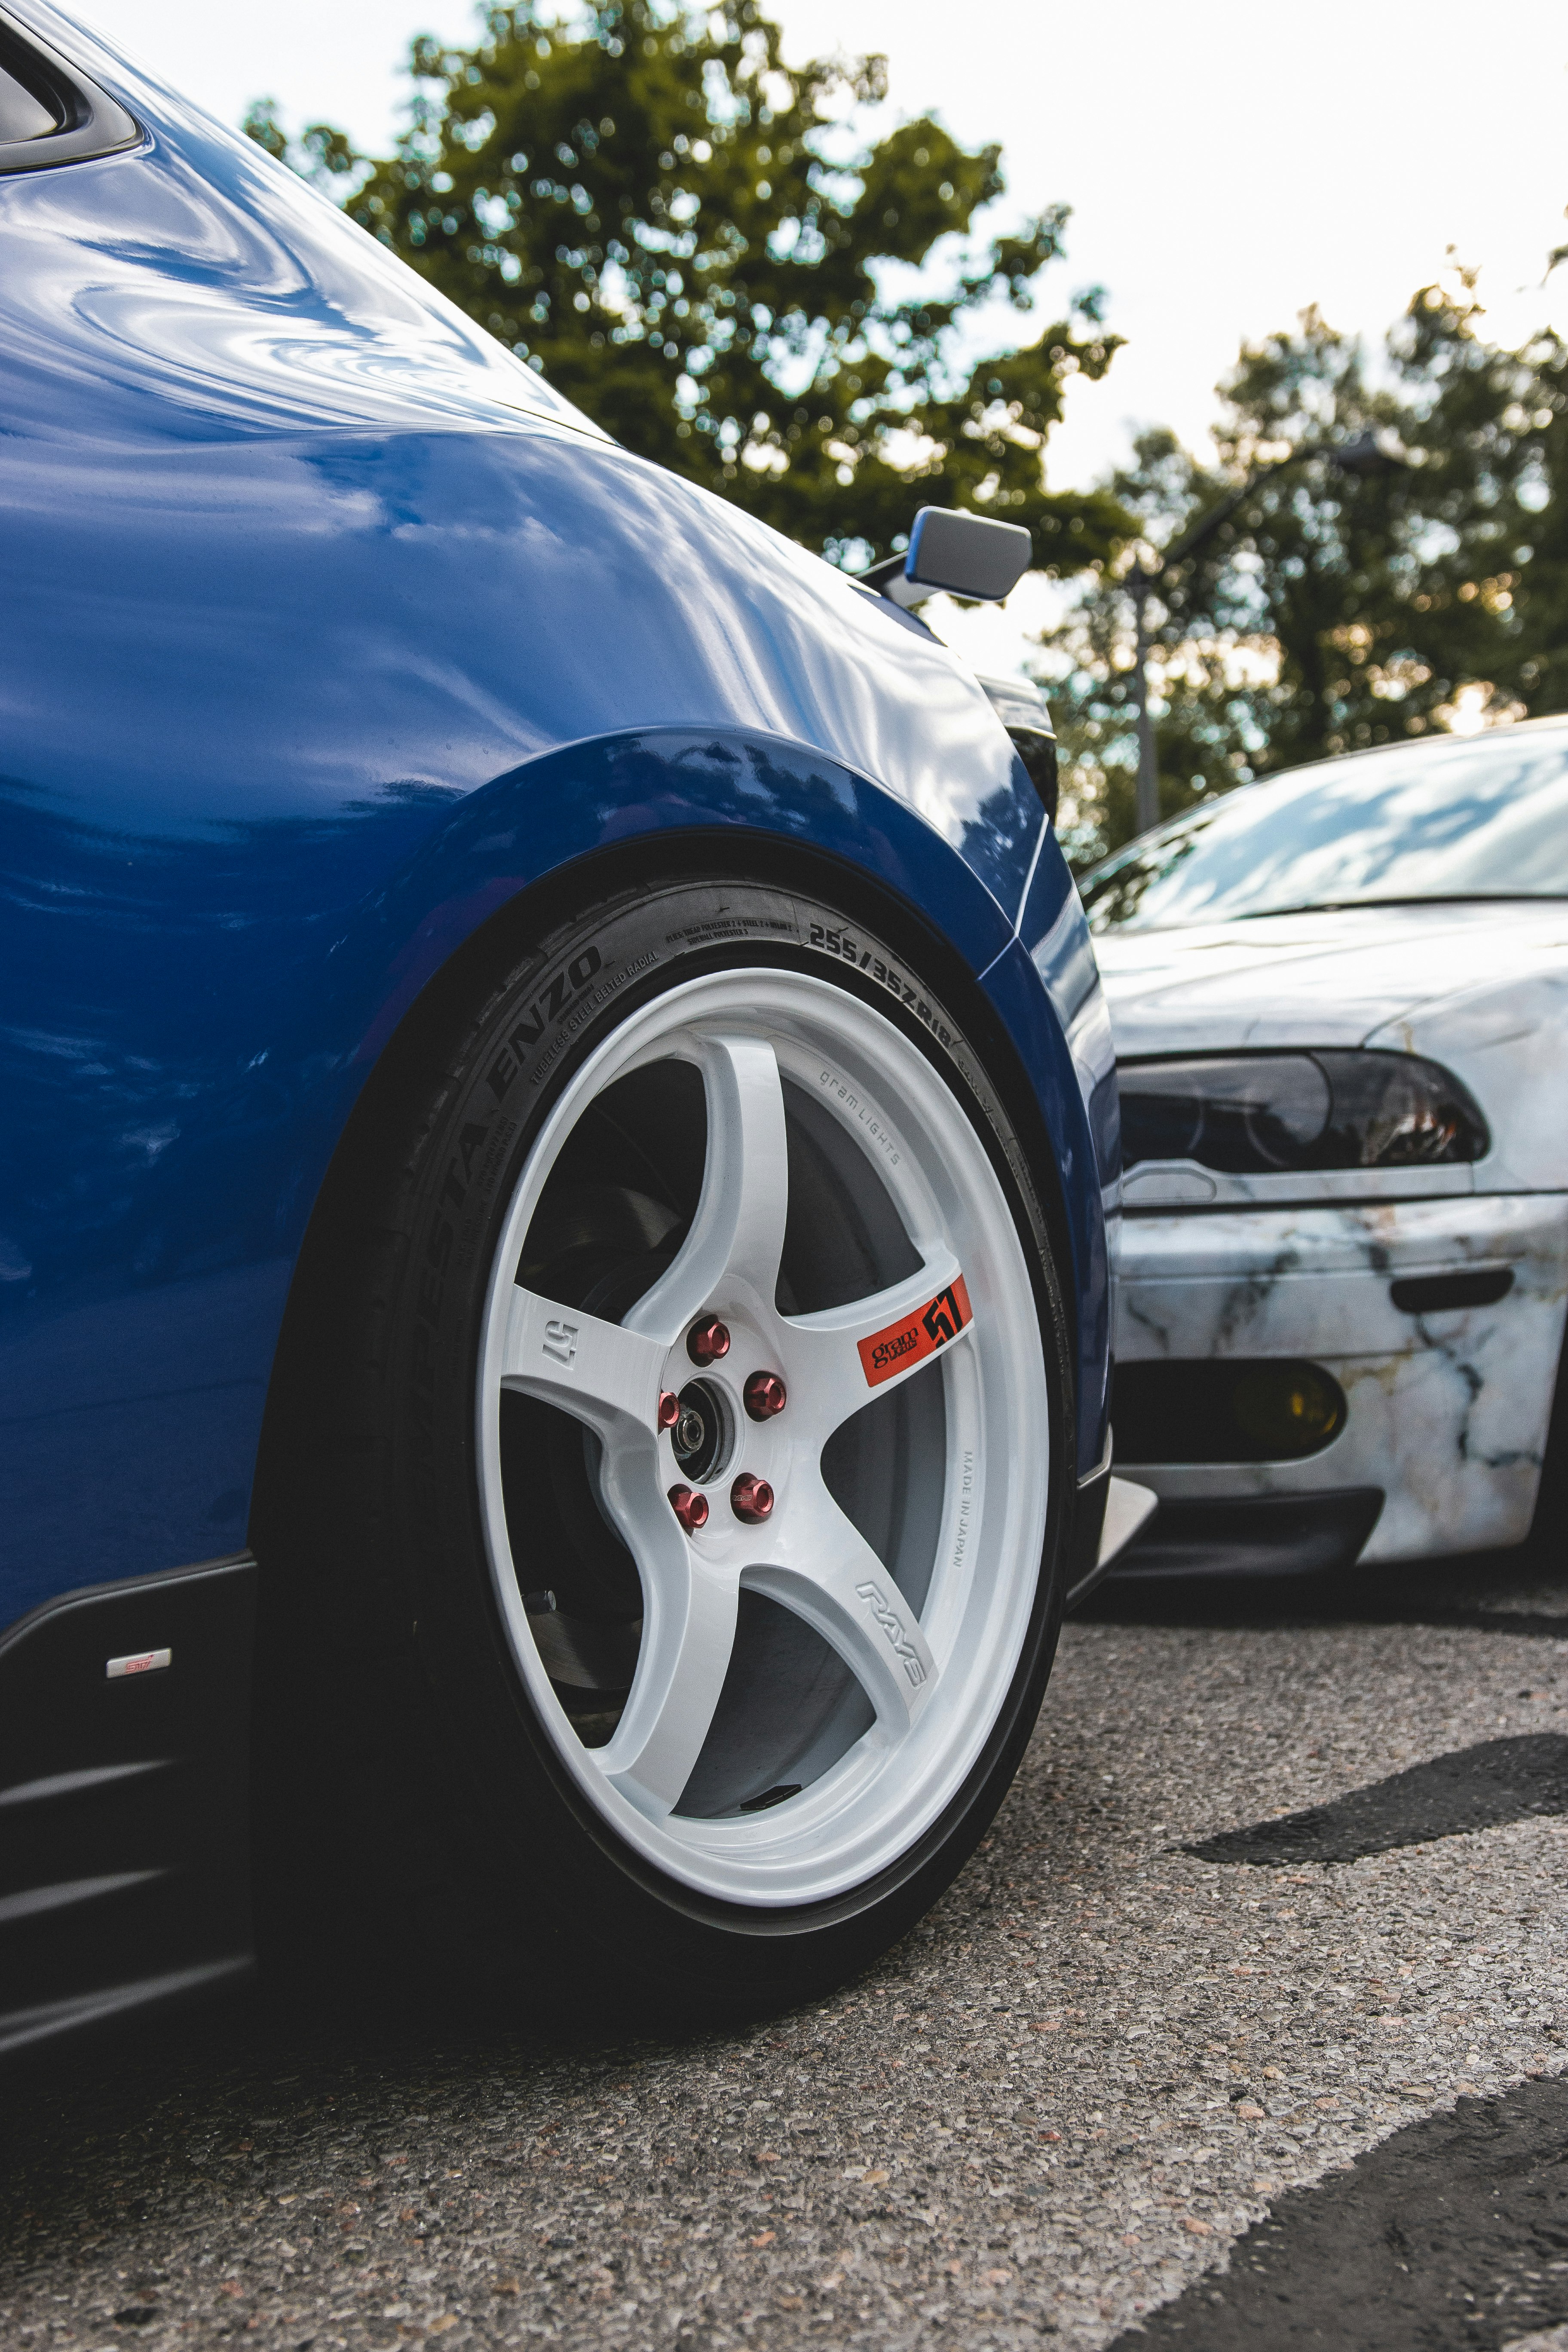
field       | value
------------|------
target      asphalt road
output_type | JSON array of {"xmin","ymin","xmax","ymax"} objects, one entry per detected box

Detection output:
[{"xmin": 4, "ymin": 1550, "xmax": 1568, "ymax": 2352}]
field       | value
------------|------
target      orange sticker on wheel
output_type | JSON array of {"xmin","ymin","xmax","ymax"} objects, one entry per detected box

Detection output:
[{"xmin": 859, "ymin": 1275, "xmax": 973, "ymax": 1387}]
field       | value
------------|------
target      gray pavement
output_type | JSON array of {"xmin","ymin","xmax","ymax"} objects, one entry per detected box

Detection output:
[{"xmin": 5, "ymin": 1572, "xmax": 1568, "ymax": 2349}]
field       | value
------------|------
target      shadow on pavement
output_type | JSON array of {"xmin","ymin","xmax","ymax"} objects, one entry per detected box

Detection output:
[{"xmin": 1106, "ymin": 2074, "xmax": 1568, "ymax": 2352}]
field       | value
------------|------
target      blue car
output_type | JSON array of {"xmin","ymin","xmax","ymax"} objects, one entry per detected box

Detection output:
[{"xmin": 0, "ymin": 0, "xmax": 1123, "ymax": 2052}]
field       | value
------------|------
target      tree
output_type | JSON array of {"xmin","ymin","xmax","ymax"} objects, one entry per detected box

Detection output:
[
  {"xmin": 1042, "ymin": 272, "xmax": 1568, "ymax": 871},
  {"xmin": 242, "ymin": 98, "xmax": 361, "ymax": 193},
  {"xmin": 246, "ymin": 1, "xmax": 1125, "ymax": 573}
]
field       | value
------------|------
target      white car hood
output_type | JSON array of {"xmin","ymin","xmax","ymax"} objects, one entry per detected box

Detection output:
[
  {"xmin": 1095, "ymin": 903, "xmax": 1568, "ymax": 1052},
  {"xmin": 1095, "ymin": 900, "xmax": 1568, "ymax": 1194}
]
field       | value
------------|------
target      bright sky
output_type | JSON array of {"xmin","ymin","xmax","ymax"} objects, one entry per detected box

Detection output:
[{"xmin": 71, "ymin": 0, "xmax": 1568, "ymax": 670}]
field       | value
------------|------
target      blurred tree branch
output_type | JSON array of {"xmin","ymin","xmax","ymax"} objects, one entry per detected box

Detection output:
[
  {"xmin": 245, "ymin": 0, "xmax": 1127, "ymax": 571},
  {"xmin": 1042, "ymin": 270, "xmax": 1568, "ymax": 870}
]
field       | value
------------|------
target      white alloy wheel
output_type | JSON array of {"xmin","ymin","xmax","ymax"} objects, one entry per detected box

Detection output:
[{"xmin": 476, "ymin": 967, "xmax": 1050, "ymax": 1906}]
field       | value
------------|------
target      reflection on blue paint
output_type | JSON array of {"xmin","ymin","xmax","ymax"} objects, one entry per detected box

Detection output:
[{"xmin": 0, "ymin": 0, "xmax": 1108, "ymax": 1623}]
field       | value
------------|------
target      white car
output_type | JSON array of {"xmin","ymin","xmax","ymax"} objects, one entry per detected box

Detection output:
[{"xmin": 1081, "ymin": 717, "xmax": 1568, "ymax": 1577}]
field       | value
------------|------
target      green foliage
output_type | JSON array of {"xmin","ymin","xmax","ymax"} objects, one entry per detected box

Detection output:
[
  {"xmin": 1044, "ymin": 557, "xmax": 1270, "ymax": 869},
  {"xmin": 241, "ymin": 98, "xmax": 363, "ymax": 191},
  {"xmin": 1044, "ymin": 276, "xmax": 1568, "ymax": 872},
  {"xmin": 245, "ymin": 0, "xmax": 1124, "ymax": 568}
]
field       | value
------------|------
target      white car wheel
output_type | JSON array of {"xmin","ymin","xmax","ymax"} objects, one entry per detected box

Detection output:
[{"xmin": 477, "ymin": 967, "xmax": 1051, "ymax": 1906}]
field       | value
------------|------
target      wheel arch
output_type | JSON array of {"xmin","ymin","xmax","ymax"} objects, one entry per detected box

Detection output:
[
  {"xmin": 257, "ymin": 809, "xmax": 1086, "ymax": 1524},
  {"xmin": 250, "ymin": 755, "xmax": 1088, "ymax": 1574}
]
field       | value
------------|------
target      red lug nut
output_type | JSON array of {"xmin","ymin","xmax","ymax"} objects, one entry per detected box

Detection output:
[
  {"xmin": 668, "ymin": 1483, "xmax": 710, "ymax": 1534},
  {"xmin": 743, "ymin": 1370, "xmax": 787, "ymax": 1421},
  {"xmin": 731, "ymin": 1473, "xmax": 774, "ymax": 1525},
  {"xmin": 687, "ymin": 1316, "xmax": 731, "ymax": 1366},
  {"xmin": 656, "ymin": 1389, "xmax": 680, "ymax": 1432}
]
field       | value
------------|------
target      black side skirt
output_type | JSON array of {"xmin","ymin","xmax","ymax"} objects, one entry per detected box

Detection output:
[{"xmin": 0, "ymin": 1554, "xmax": 257, "ymax": 2061}]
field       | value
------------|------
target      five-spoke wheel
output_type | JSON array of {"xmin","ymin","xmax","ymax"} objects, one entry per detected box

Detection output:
[{"xmin": 478, "ymin": 966, "xmax": 1052, "ymax": 1905}]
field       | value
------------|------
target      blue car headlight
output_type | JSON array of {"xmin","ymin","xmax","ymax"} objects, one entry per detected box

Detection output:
[{"xmin": 1118, "ymin": 1049, "xmax": 1489, "ymax": 1175}]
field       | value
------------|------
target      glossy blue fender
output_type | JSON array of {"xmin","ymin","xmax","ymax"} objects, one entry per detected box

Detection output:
[{"xmin": 0, "ymin": 0, "xmax": 1113, "ymax": 1640}]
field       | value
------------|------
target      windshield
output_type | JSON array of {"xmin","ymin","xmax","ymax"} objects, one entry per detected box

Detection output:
[{"xmin": 1081, "ymin": 724, "xmax": 1568, "ymax": 932}]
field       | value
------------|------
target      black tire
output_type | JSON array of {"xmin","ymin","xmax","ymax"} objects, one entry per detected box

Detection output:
[
  {"xmin": 1527, "ymin": 1323, "xmax": 1568, "ymax": 1571},
  {"xmin": 253, "ymin": 868, "xmax": 1076, "ymax": 2018}
]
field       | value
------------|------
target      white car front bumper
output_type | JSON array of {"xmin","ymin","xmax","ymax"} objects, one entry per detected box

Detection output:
[{"xmin": 1115, "ymin": 1191, "xmax": 1568, "ymax": 1566}]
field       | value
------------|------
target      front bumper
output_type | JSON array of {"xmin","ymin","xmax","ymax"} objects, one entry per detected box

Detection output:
[{"xmin": 1115, "ymin": 1192, "xmax": 1568, "ymax": 1566}]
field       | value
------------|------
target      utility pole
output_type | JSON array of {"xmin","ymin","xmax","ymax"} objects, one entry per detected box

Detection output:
[
  {"xmin": 1124, "ymin": 430, "xmax": 1400, "ymax": 841},
  {"xmin": 1130, "ymin": 564, "xmax": 1158, "ymax": 837}
]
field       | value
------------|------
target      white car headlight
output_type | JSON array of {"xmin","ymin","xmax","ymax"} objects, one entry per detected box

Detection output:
[{"xmin": 1118, "ymin": 1049, "xmax": 1488, "ymax": 1176}]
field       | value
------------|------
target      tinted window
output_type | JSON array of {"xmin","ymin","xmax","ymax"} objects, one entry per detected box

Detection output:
[
  {"xmin": 0, "ymin": 26, "xmax": 139, "ymax": 174},
  {"xmin": 0, "ymin": 58, "xmax": 58, "ymax": 142},
  {"xmin": 1082, "ymin": 726, "xmax": 1568, "ymax": 932}
]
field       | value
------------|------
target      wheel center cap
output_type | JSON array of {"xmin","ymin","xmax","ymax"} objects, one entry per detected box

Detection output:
[{"xmin": 671, "ymin": 1378, "xmax": 727, "ymax": 1481}]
